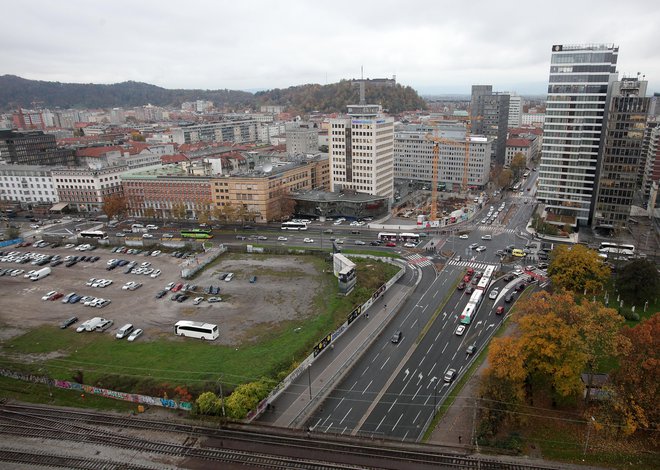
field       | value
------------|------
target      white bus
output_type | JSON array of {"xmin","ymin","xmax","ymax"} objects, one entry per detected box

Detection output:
[
  {"xmin": 174, "ymin": 320, "xmax": 219, "ymax": 341},
  {"xmin": 399, "ymin": 233, "xmax": 420, "ymax": 243},
  {"xmin": 281, "ymin": 221, "xmax": 308, "ymax": 231},
  {"xmin": 378, "ymin": 232, "xmax": 398, "ymax": 241},
  {"xmin": 598, "ymin": 242, "xmax": 635, "ymax": 257},
  {"xmin": 79, "ymin": 230, "xmax": 108, "ymax": 239}
]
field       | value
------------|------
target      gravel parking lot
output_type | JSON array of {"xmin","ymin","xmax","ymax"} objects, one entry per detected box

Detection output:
[{"xmin": 0, "ymin": 244, "xmax": 324, "ymax": 346}]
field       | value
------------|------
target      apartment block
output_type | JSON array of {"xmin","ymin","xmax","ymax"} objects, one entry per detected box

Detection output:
[
  {"xmin": 171, "ymin": 120, "xmax": 259, "ymax": 145},
  {"xmin": 52, "ymin": 166, "xmax": 126, "ymax": 212},
  {"xmin": 0, "ymin": 165, "xmax": 58, "ymax": 206},
  {"xmin": 286, "ymin": 123, "xmax": 319, "ymax": 155}
]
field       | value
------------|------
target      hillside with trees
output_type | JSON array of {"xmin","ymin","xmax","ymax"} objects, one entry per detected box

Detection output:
[
  {"xmin": 0, "ymin": 75, "xmax": 427, "ymax": 114},
  {"xmin": 255, "ymin": 80, "xmax": 427, "ymax": 114}
]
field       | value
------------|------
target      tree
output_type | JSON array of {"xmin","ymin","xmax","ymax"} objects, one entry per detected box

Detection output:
[
  {"xmin": 143, "ymin": 207, "xmax": 156, "ymax": 220},
  {"xmin": 497, "ymin": 169, "xmax": 513, "ymax": 189},
  {"xmin": 130, "ymin": 132, "xmax": 146, "ymax": 142},
  {"xmin": 102, "ymin": 194, "xmax": 127, "ymax": 220},
  {"xmin": 608, "ymin": 314, "xmax": 659, "ymax": 435},
  {"xmin": 547, "ymin": 244, "xmax": 611, "ymax": 294},
  {"xmin": 224, "ymin": 380, "xmax": 272, "ymax": 419},
  {"xmin": 171, "ymin": 202, "xmax": 187, "ymax": 220},
  {"xmin": 5, "ymin": 226, "xmax": 19, "ymax": 240},
  {"xmin": 616, "ymin": 259, "xmax": 660, "ymax": 305},
  {"xmin": 510, "ymin": 153, "xmax": 527, "ymax": 179},
  {"xmin": 195, "ymin": 391, "xmax": 223, "ymax": 416}
]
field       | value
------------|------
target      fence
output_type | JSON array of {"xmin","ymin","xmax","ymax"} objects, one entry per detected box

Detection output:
[
  {"xmin": 181, "ymin": 245, "xmax": 226, "ymax": 279},
  {"xmin": 0, "ymin": 368, "xmax": 192, "ymax": 411},
  {"xmin": 0, "ymin": 238, "xmax": 22, "ymax": 248}
]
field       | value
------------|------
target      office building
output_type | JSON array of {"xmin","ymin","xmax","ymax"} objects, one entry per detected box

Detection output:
[
  {"xmin": 0, "ymin": 130, "xmax": 76, "ymax": 166},
  {"xmin": 470, "ymin": 85, "xmax": 509, "ymax": 164},
  {"xmin": 329, "ymin": 104, "xmax": 394, "ymax": 200},
  {"xmin": 507, "ymin": 93, "xmax": 522, "ymax": 127},
  {"xmin": 640, "ymin": 123, "xmax": 660, "ymax": 204},
  {"xmin": 537, "ymin": 44, "xmax": 619, "ymax": 227},
  {"xmin": 0, "ymin": 165, "xmax": 59, "ymax": 207},
  {"xmin": 52, "ymin": 166, "xmax": 126, "ymax": 212},
  {"xmin": 171, "ymin": 120, "xmax": 260, "ymax": 145},
  {"xmin": 286, "ymin": 123, "xmax": 319, "ymax": 156}
]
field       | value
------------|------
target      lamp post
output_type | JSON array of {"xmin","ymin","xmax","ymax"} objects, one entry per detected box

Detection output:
[
  {"xmin": 583, "ymin": 416, "xmax": 595, "ymax": 460},
  {"xmin": 307, "ymin": 365, "xmax": 312, "ymax": 400}
]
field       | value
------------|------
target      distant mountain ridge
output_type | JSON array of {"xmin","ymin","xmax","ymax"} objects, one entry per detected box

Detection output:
[{"xmin": 0, "ymin": 75, "xmax": 427, "ymax": 114}]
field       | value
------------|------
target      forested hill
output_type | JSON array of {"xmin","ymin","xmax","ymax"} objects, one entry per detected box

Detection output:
[
  {"xmin": 0, "ymin": 75, "xmax": 427, "ymax": 114},
  {"xmin": 255, "ymin": 80, "xmax": 427, "ymax": 114},
  {"xmin": 0, "ymin": 75, "xmax": 254, "ymax": 110}
]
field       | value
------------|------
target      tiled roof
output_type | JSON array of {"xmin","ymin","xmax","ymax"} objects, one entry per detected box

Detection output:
[{"xmin": 506, "ymin": 138, "xmax": 532, "ymax": 148}]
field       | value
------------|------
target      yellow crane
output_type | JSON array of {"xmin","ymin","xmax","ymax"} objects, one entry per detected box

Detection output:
[{"xmin": 424, "ymin": 133, "xmax": 457, "ymax": 221}]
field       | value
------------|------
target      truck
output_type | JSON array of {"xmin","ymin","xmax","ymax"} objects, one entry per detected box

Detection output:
[{"xmin": 30, "ymin": 267, "xmax": 51, "ymax": 281}]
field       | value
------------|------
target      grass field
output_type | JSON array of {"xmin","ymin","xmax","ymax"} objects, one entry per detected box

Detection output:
[{"xmin": 0, "ymin": 254, "xmax": 400, "ymax": 398}]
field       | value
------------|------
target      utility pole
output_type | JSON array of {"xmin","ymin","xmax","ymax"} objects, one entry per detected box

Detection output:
[
  {"xmin": 217, "ymin": 377, "xmax": 226, "ymax": 417},
  {"xmin": 583, "ymin": 416, "xmax": 595, "ymax": 460},
  {"xmin": 307, "ymin": 365, "xmax": 312, "ymax": 400}
]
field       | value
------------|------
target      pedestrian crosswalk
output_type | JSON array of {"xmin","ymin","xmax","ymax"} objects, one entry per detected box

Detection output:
[
  {"xmin": 405, "ymin": 253, "xmax": 434, "ymax": 267},
  {"xmin": 475, "ymin": 226, "xmax": 518, "ymax": 235},
  {"xmin": 446, "ymin": 259, "xmax": 498, "ymax": 271}
]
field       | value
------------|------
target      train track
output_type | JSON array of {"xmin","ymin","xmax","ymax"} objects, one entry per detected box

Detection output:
[
  {"xmin": 0, "ymin": 448, "xmax": 158, "ymax": 469},
  {"xmin": 0, "ymin": 403, "xmax": 567, "ymax": 469}
]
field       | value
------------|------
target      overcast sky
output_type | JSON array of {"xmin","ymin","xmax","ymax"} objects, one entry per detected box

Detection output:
[{"xmin": 3, "ymin": 0, "xmax": 659, "ymax": 95}]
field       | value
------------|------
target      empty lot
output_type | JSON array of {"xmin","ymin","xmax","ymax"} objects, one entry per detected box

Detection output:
[{"xmin": 0, "ymin": 245, "xmax": 325, "ymax": 346}]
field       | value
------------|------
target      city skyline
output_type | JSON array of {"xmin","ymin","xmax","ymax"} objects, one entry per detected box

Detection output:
[{"xmin": 2, "ymin": 0, "xmax": 660, "ymax": 95}]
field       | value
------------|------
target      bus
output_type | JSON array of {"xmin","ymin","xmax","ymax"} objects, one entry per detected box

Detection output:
[
  {"xmin": 476, "ymin": 265, "xmax": 495, "ymax": 290},
  {"xmin": 598, "ymin": 242, "xmax": 635, "ymax": 256},
  {"xmin": 79, "ymin": 230, "xmax": 108, "ymax": 239},
  {"xmin": 180, "ymin": 229, "xmax": 213, "ymax": 239},
  {"xmin": 460, "ymin": 290, "xmax": 483, "ymax": 325},
  {"xmin": 174, "ymin": 320, "xmax": 219, "ymax": 341},
  {"xmin": 281, "ymin": 221, "xmax": 308, "ymax": 230},
  {"xmin": 378, "ymin": 232, "xmax": 398, "ymax": 241},
  {"xmin": 399, "ymin": 233, "xmax": 420, "ymax": 243}
]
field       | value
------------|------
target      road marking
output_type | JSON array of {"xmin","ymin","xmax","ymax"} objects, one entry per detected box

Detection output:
[
  {"xmin": 371, "ymin": 352, "xmax": 380, "ymax": 363},
  {"xmin": 412, "ymin": 384, "xmax": 423, "ymax": 400},
  {"xmin": 442, "ymin": 342, "xmax": 448, "ymax": 353},
  {"xmin": 350, "ymin": 381, "xmax": 357, "ymax": 391},
  {"xmin": 324, "ymin": 422, "xmax": 334, "ymax": 433},
  {"xmin": 362, "ymin": 380, "xmax": 373, "ymax": 395},
  {"xmin": 360, "ymin": 366, "xmax": 369, "ymax": 377},
  {"xmin": 403, "ymin": 369, "xmax": 409, "ymax": 380},
  {"xmin": 375, "ymin": 415, "xmax": 386, "ymax": 432},
  {"xmin": 388, "ymin": 398, "xmax": 398, "ymax": 413},
  {"xmin": 340, "ymin": 408, "xmax": 352, "ymax": 425},
  {"xmin": 342, "ymin": 426, "xmax": 348, "ymax": 435},
  {"xmin": 422, "ymin": 305, "xmax": 428, "ymax": 312},
  {"xmin": 333, "ymin": 397, "xmax": 344, "ymax": 411},
  {"xmin": 426, "ymin": 344, "xmax": 434, "ymax": 354},
  {"xmin": 435, "ymin": 330, "xmax": 442, "ymax": 341},
  {"xmin": 433, "ymin": 290, "xmax": 438, "ymax": 298},
  {"xmin": 313, "ymin": 418, "xmax": 322, "ymax": 429},
  {"xmin": 380, "ymin": 356, "xmax": 390, "ymax": 370},
  {"xmin": 402, "ymin": 430, "xmax": 410, "ymax": 441},
  {"xmin": 392, "ymin": 413, "xmax": 404, "ymax": 432},
  {"xmin": 413, "ymin": 410, "xmax": 422, "ymax": 424}
]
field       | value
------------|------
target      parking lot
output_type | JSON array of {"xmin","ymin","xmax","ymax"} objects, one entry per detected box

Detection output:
[{"xmin": 0, "ymin": 243, "xmax": 324, "ymax": 346}]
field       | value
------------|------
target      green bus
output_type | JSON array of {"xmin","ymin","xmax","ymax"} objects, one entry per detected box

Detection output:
[{"xmin": 180, "ymin": 229, "xmax": 213, "ymax": 239}]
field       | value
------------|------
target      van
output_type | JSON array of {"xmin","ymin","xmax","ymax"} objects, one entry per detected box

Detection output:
[
  {"xmin": 512, "ymin": 249, "xmax": 526, "ymax": 257},
  {"xmin": 116, "ymin": 323, "xmax": 134, "ymax": 339}
]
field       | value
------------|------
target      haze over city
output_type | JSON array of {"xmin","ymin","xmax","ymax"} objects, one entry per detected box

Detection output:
[{"xmin": 3, "ymin": 0, "xmax": 660, "ymax": 94}]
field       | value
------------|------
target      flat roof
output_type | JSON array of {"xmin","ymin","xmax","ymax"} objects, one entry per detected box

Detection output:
[{"xmin": 294, "ymin": 190, "xmax": 388, "ymax": 203}]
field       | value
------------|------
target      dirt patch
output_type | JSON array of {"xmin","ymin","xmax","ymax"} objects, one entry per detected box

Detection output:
[{"xmin": 0, "ymin": 246, "xmax": 324, "ymax": 348}]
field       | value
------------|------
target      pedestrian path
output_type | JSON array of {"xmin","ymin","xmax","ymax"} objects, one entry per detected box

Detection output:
[
  {"xmin": 404, "ymin": 253, "xmax": 434, "ymax": 267},
  {"xmin": 446, "ymin": 259, "xmax": 498, "ymax": 271}
]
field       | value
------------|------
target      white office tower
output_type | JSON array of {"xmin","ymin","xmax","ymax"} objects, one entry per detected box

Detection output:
[
  {"xmin": 537, "ymin": 44, "xmax": 619, "ymax": 227},
  {"xmin": 507, "ymin": 93, "xmax": 522, "ymax": 127},
  {"xmin": 329, "ymin": 104, "xmax": 394, "ymax": 200}
]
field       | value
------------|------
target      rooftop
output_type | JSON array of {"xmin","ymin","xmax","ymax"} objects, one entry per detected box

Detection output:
[{"xmin": 294, "ymin": 190, "xmax": 388, "ymax": 203}]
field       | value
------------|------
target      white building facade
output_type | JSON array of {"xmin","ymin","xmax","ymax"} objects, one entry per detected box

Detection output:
[
  {"xmin": 0, "ymin": 165, "xmax": 58, "ymax": 206},
  {"xmin": 329, "ymin": 105, "xmax": 394, "ymax": 200},
  {"xmin": 52, "ymin": 166, "xmax": 126, "ymax": 212}
]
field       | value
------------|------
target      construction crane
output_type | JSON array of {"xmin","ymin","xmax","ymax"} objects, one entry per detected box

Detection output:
[
  {"xmin": 424, "ymin": 133, "xmax": 458, "ymax": 221},
  {"xmin": 460, "ymin": 113, "xmax": 483, "ymax": 192}
]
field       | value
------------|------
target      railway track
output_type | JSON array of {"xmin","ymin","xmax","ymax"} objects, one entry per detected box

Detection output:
[
  {"xmin": 0, "ymin": 403, "xmax": 567, "ymax": 469},
  {"xmin": 0, "ymin": 448, "xmax": 157, "ymax": 470}
]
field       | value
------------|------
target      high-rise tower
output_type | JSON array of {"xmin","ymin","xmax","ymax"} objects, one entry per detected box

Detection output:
[{"xmin": 537, "ymin": 44, "xmax": 619, "ymax": 227}]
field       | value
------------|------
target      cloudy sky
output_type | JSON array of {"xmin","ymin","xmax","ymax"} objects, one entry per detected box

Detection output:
[{"xmin": 3, "ymin": 0, "xmax": 659, "ymax": 95}]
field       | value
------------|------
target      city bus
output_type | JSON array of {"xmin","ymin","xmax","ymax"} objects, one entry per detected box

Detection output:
[
  {"xmin": 378, "ymin": 232, "xmax": 398, "ymax": 241},
  {"xmin": 180, "ymin": 229, "xmax": 213, "ymax": 239},
  {"xmin": 281, "ymin": 221, "xmax": 308, "ymax": 230},
  {"xmin": 598, "ymin": 242, "xmax": 635, "ymax": 256},
  {"xmin": 174, "ymin": 320, "xmax": 219, "ymax": 341},
  {"xmin": 459, "ymin": 290, "xmax": 483, "ymax": 325},
  {"xmin": 476, "ymin": 265, "xmax": 495, "ymax": 291},
  {"xmin": 399, "ymin": 233, "xmax": 420, "ymax": 243},
  {"xmin": 79, "ymin": 230, "xmax": 108, "ymax": 239}
]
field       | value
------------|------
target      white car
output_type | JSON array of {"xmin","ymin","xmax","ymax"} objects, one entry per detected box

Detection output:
[
  {"xmin": 42, "ymin": 290, "xmax": 58, "ymax": 301},
  {"xmin": 24, "ymin": 270, "xmax": 36, "ymax": 278},
  {"xmin": 277, "ymin": 236, "xmax": 288, "ymax": 241},
  {"xmin": 127, "ymin": 328, "xmax": 143, "ymax": 342},
  {"xmin": 193, "ymin": 297, "xmax": 204, "ymax": 305},
  {"xmin": 165, "ymin": 282, "xmax": 175, "ymax": 290},
  {"xmin": 455, "ymin": 325, "xmax": 466, "ymax": 336},
  {"xmin": 481, "ymin": 235, "xmax": 492, "ymax": 240},
  {"xmin": 162, "ymin": 233, "xmax": 174, "ymax": 238},
  {"xmin": 122, "ymin": 281, "xmax": 136, "ymax": 290},
  {"xmin": 151, "ymin": 250, "xmax": 161, "ymax": 256},
  {"xmin": 404, "ymin": 242, "xmax": 416, "ymax": 248},
  {"xmin": 107, "ymin": 259, "xmax": 117, "ymax": 266},
  {"xmin": 303, "ymin": 238, "xmax": 314, "ymax": 243},
  {"xmin": 30, "ymin": 224, "xmax": 40, "ymax": 229},
  {"xmin": 142, "ymin": 233, "xmax": 153, "ymax": 239},
  {"xmin": 224, "ymin": 272, "xmax": 234, "ymax": 282},
  {"xmin": 64, "ymin": 244, "xmax": 76, "ymax": 249},
  {"xmin": 150, "ymin": 269, "xmax": 162, "ymax": 278},
  {"xmin": 488, "ymin": 288, "xmax": 499, "ymax": 300},
  {"xmin": 459, "ymin": 234, "xmax": 469, "ymax": 239},
  {"xmin": 140, "ymin": 262, "xmax": 151, "ymax": 268},
  {"xmin": 475, "ymin": 246, "xmax": 487, "ymax": 252},
  {"xmin": 142, "ymin": 268, "xmax": 154, "ymax": 275}
]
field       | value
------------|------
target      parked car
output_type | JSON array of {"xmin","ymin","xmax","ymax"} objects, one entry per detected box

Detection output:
[
  {"xmin": 459, "ymin": 234, "xmax": 469, "ymax": 239},
  {"xmin": 115, "ymin": 323, "xmax": 134, "ymax": 339},
  {"xmin": 207, "ymin": 297, "xmax": 221, "ymax": 303},
  {"xmin": 193, "ymin": 297, "xmax": 204, "ymax": 305},
  {"xmin": 60, "ymin": 316, "xmax": 78, "ymax": 329},
  {"xmin": 127, "ymin": 328, "xmax": 143, "ymax": 342},
  {"xmin": 155, "ymin": 290, "xmax": 167, "ymax": 299}
]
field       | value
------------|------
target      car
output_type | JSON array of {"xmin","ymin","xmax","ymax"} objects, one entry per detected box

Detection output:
[
  {"xmin": 516, "ymin": 282, "xmax": 527, "ymax": 292},
  {"xmin": 277, "ymin": 236, "xmax": 288, "ymax": 241},
  {"xmin": 323, "ymin": 229, "xmax": 333, "ymax": 234},
  {"xmin": 60, "ymin": 316, "xmax": 79, "ymax": 329},
  {"xmin": 504, "ymin": 294, "xmax": 514, "ymax": 303},
  {"xmin": 537, "ymin": 262, "xmax": 549, "ymax": 269},
  {"xmin": 503, "ymin": 273, "xmax": 515, "ymax": 282},
  {"xmin": 455, "ymin": 325, "xmax": 466, "ymax": 336},
  {"xmin": 65, "ymin": 260, "xmax": 78, "ymax": 267},
  {"xmin": 354, "ymin": 240, "xmax": 366, "ymax": 245},
  {"xmin": 142, "ymin": 233, "xmax": 153, "ymax": 239},
  {"xmin": 50, "ymin": 260, "xmax": 63, "ymax": 267},
  {"xmin": 466, "ymin": 344, "xmax": 477, "ymax": 355},
  {"xmin": 224, "ymin": 272, "xmax": 234, "ymax": 282},
  {"xmin": 193, "ymin": 297, "xmax": 204, "ymax": 305},
  {"xmin": 140, "ymin": 262, "xmax": 151, "ymax": 268},
  {"xmin": 122, "ymin": 281, "xmax": 136, "ymax": 290},
  {"xmin": 444, "ymin": 368, "xmax": 457, "ymax": 383},
  {"xmin": 249, "ymin": 275, "xmax": 257, "ymax": 283},
  {"xmin": 303, "ymin": 238, "xmax": 314, "ymax": 243},
  {"xmin": 151, "ymin": 250, "xmax": 161, "ymax": 257},
  {"xmin": 457, "ymin": 282, "xmax": 466, "ymax": 290},
  {"xmin": 61, "ymin": 292, "xmax": 77, "ymax": 303},
  {"xmin": 481, "ymin": 234, "xmax": 492, "ymax": 240},
  {"xmin": 172, "ymin": 283, "xmax": 183, "ymax": 292},
  {"xmin": 207, "ymin": 297, "xmax": 221, "ymax": 303},
  {"xmin": 335, "ymin": 239, "xmax": 344, "ymax": 244},
  {"xmin": 150, "ymin": 269, "xmax": 162, "ymax": 278},
  {"xmin": 391, "ymin": 331, "xmax": 403, "ymax": 343},
  {"xmin": 459, "ymin": 234, "xmax": 469, "ymax": 239},
  {"xmin": 162, "ymin": 233, "xmax": 174, "ymax": 238},
  {"xmin": 385, "ymin": 242, "xmax": 396, "ymax": 247},
  {"xmin": 69, "ymin": 294, "xmax": 83, "ymax": 304},
  {"xmin": 127, "ymin": 328, "xmax": 143, "ymax": 342},
  {"xmin": 496, "ymin": 306, "xmax": 505, "ymax": 315},
  {"xmin": 469, "ymin": 243, "xmax": 479, "ymax": 249},
  {"xmin": 116, "ymin": 232, "xmax": 126, "ymax": 237},
  {"xmin": 42, "ymin": 290, "xmax": 58, "ymax": 301},
  {"xmin": 142, "ymin": 268, "xmax": 154, "ymax": 275},
  {"xmin": 171, "ymin": 293, "xmax": 183, "ymax": 301},
  {"xmin": 155, "ymin": 290, "xmax": 167, "ymax": 299},
  {"xmin": 370, "ymin": 241, "xmax": 380, "ymax": 246},
  {"xmin": 488, "ymin": 288, "xmax": 499, "ymax": 300},
  {"xmin": 24, "ymin": 270, "xmax": 36, "ymax": 279},
  {"xmin": 403, "ymin": 242, "xmax": 416, "ymax": 248},
  {"xmin": 475, "ymin": 246, "xmax": 486, "ymax": 252},
  {"xmin": 176, "ymin": 295, "xmax": 189, "ymax": 303},
  {"xmin": 95, "ymin": 319, "xmax": 114, "ymax": 331},
  {"xmin": 465, "ymin": 286, "xmax": 474, "ymax": 295}
]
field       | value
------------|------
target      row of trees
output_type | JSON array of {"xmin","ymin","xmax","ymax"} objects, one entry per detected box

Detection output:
[
  {"xmin": 479, "ymin": 244, "xmax": 659, "ymax": 445},
  {"xmin": 196, "ymin": 378, "xmax": 274, "ymax": 419}
]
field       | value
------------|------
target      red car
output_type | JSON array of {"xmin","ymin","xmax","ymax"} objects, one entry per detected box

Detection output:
[
  {"xmin": 172, "ymin": 283, "xmax": 183, "ymax": 292},
  {"xmin": 50, "ymin": 292, "xmax": 64, "ymax": 301},
  {"xmin": 496, "ymin": 306, "xmax": 505, "ymax": 315},
  {"xmin": 385, "ymin": 242, "xmax": 396, "ymax": 247},
  {"xmin": 463, "ymin": 275, "xmax": 472, "ymax": 283}
]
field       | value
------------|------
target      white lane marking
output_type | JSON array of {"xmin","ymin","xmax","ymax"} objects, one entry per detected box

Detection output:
[
  {"xmin": 388, "ymin": 398, "xmax": 398, "ymax": 412},
  {"xmin": 413, "ymin": 410, "xmax": 422, "ymax": 424},
  {"xmin": 375, "ymin": 415, "xmax": 386, "ymax": 432},
  {"xmin": 412, "ymin": 384, "xmax": 423, "ymax": 400},
  {"xmin": 360, "ymin": 366, "xmax": 369, "ymax": 377},
  {"xmin": 380, "ymin": 356, "xmax": 390, "ymax": 370},
  {"xmin": 324, "ymin": 422, "xmax": 334, "ymax": 433},
  {"xmin": 442, "ymin": 342, "xmax": 448, "ymax": 354},
  {"xmin": 392, "ymin": 413, "xmax": 404, "ymax": 432},
  {"xmin": 362, "ymin": 380, "xmax": 373, "ymax": 395},
  {"xmin": 426, "ymin": 344, "xmax": 433, "ymax": 354},
  {"xmin": 333, "ymin": 397, "xmax": 345, "ymax": 411},
  {"xmin": 340, "ymin": 408, "xmax": 352, "ymax": 425},
  {"xmin": 350, "ymin": 381, "xmax": 358, "ymax": 391}
]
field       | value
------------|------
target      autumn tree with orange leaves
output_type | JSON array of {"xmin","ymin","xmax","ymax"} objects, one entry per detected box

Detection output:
[{"xmin": 547, "ymin": 244, "xmax": 610, "ymax": 294}]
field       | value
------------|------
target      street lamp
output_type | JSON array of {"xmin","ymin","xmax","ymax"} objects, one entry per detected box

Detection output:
[{"xmin": 583, "ymin": 416, "xmax": 595, "ymax": 460}]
